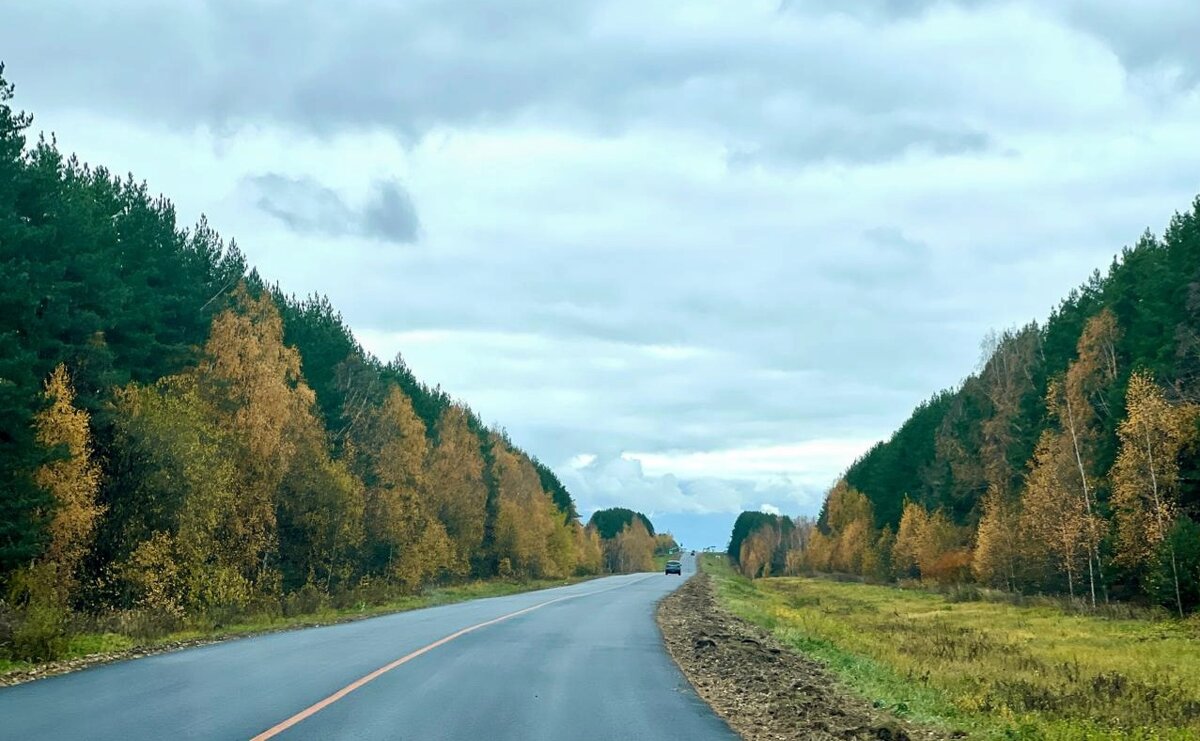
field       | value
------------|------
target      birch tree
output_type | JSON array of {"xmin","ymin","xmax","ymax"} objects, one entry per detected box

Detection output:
[{"xmin": 1110, "ymin": 371, "xmax": 1198, "ymax": 616}]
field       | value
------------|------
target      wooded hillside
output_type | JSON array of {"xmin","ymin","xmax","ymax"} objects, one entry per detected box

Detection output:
[
  {"xmin": 0, "ymin": 68, "xmax": 614, "ymax": 661},
  {"xmin": 731, "ymin": 193, "xmax": 1200, "ymax": 615}
]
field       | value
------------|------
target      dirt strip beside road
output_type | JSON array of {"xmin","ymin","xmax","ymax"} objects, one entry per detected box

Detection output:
[{"xmin": 657, "ymin": 570, "xmax": 949, "ymax": 741}]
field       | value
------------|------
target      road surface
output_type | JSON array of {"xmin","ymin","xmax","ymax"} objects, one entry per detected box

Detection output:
[{"xmin": 0, "ymin": 554, "xmax": 733, "ymax": 740}]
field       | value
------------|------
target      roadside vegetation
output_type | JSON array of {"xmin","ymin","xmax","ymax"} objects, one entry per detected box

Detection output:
[
  {"xmin": 727, "ymin": 193, "xmax": 1200, "ymax": 619},
  {"xmin": 0, "ymin": 575, "xmax": 593, "ymax": 681},
  {"xmin": 587, "ymin": 507, "xmax": 677, "ymax": 573},
  {"xmin": 705, "ymin": 555, "xmax": 1200, "ymax": 739},
  {"xmin": 0, "ymin": 68, "xmax": 666, "ymax": 675},
  {"xmin": 718, "ymin": 195, "xmax": 1200, "ymax": 736}
]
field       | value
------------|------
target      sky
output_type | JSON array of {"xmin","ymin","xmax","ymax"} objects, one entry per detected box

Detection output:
[{"xmin": 4, "ymin": 0, "xmax": 1200, "ymax": 549}]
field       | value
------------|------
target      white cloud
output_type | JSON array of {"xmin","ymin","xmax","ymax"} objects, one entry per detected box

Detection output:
[
  {"xmin": 4, "ymin": 0, "xmax": 1200, "ymax": 548},
  {"xmin": 627, "ymin": 440, "xmax": 874, "ymax": 483},
  {"xmin": 568, "ymin": 453, "xmax": 597, "ymax": 469}
]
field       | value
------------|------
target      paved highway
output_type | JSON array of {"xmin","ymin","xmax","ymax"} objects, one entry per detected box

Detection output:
[{"xmin": 0, "ymin": 554, "xmax": 733, "ymax": 740}]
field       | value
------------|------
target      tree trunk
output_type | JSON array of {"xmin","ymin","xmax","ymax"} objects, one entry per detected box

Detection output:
[
  {"xmin": 1142, "ymin": 423, "xmax": 1181, "ymax": 617},
  {"xmin": 1170, "ymin": 546, "xmax": 1185, "ymax": 619},
  {"xmin": 1064, "ymin": 392, "xmax": 1099, "ymax": 607}
]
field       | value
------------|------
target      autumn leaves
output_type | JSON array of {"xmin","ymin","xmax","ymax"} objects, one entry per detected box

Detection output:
[
  {"xmin": 5, "ymin": 285, "xmax": 610, "ymax": 661},
  {"xmin": 732, "ymin": 308, "xmax": 1200, "ymax": 616}
]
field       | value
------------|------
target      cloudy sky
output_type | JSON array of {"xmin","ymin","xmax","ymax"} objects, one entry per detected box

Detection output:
[{"xmin": 5, "ymin": 0, "xmax": 1199, "ymax": 547}]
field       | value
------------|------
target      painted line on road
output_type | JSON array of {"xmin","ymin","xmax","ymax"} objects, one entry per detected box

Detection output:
[{"xmin": 250, "ymin": 572, "xmax": 659, "ymax": 740}]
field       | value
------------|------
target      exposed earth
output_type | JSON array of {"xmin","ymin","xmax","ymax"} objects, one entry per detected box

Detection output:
[{"xmin": 657, "ymin": 569, "xmax": 949, "ymax": 741}]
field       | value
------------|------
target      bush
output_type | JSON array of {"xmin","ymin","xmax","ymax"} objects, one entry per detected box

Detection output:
[
  {"xmin": 11, "ymin": 599, "xmax": 68, "ymax": 661},
  {"xmin": 109, "ymin": 608, "xmax": 185, "ymax": 641},
  {"xmin": 7, "ymin": 564, "xmax": 69, "ymax": 661},
  {"xmin": 282, "ymin": 584, "xmax": 328, "ymax": 618},
  {"xmin": 944, "ymin": 583, "xmax": 983, "ymax": 603}
]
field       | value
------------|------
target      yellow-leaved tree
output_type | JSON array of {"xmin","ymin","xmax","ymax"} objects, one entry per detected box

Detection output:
[
  {"xmin": 891, "ymin": 500, "xmax": 928, "ymax": 579},
  {"xmin": 892, "ymin": 501, "xmax": 968, "ymax": 584},
  {"xmin": 1110, "ymin": 371, "xmax": 1198, "ymax": 617},
  {"xmin": 972, "ymin": 486, "xmax": 1020, "ymax": 590},
  {"xmin": 1019, "ymin": 427, "xmax": 1099, "ymax": 600},
  {"xmin": 33, "ymin": 364, "xmax": 103, "ymax": 596},
  {"xmin": 424, "ymin": 404, "xmax": 488, "ymax": 571},
  {"xmin": 738, "ymin": 524, "xmax": 779, "ymax": 578},
  {"xmin": 1048, "ymin": 310, "xmax": 1121, "ymax": 605},
  {"xmin": 491, "ymin": 437, "xmax": 575, "ymax": 578},
  {"xmin": 824, "ymin": 481, "xmax": 875, "ymax": 575},
  {"xmin": 195, "ymin": 285, "xmax": 318, "ymax": 596},
  {"xmin": 111, "ymin": 376, "xmax": 245, "ymax": 616},
  {"xmin": 11, "ymin": 364, "xmax": 104, "ymax": 660},
  {"xmin": 615, "ymin": 516, "xmax": 656, "ymax": 574},
  {"xmin": 363, "ymin": 386, "xmax": 454, "ymax": 591},
  {"xmin": 575, "ymin": 524, "xmax": 604, "ymax": 575}
]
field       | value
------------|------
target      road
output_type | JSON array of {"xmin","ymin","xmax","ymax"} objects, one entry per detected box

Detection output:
[{"xmin": 0, "ymin": 554, "xmax": 734, "ymax": 740}]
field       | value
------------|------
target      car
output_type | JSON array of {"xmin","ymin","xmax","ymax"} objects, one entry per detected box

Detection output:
[
  {"xmin": 690, "ymin": 550, "xmax": 696, "ymax": 556},
  {"xmin": 665, "ymin": 560, "xmax": 682, "ymax": 575}
]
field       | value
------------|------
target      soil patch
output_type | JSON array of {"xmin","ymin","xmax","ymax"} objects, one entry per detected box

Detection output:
[{"xmin": 657, "ymin": 571, "xmax": 949, "ymax": 741}]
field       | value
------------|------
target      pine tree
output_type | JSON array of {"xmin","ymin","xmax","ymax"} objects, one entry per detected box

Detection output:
[{"xmin": 0, "ymin": 66, "xmax": 53, "ymax": 579}]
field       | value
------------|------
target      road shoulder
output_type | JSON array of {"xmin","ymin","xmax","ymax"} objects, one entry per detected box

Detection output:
[
  {"xmin": 656, "ymin": 569, "xmax": 946, "ymax": 741},
  {"xmin": 0, "ymin": 575, "xmax": 600, "ymax": 688}
]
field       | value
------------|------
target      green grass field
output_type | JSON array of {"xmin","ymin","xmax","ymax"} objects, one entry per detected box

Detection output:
[
  {"xmin": 0, "ymin": 576, "xmax": 594, "ymax": 679},
  {"xmin": 703, "ymin": 556, "xmax": 1200, "ymax": 740}
]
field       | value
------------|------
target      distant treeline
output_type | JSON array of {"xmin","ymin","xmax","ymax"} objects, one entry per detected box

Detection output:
[
  {"xmin": 0, "ymin": 68, "xmax": 660, "ymax": 662},
  {"xmin": 585, "ymin": 507, "xmax": 676, "ymax": 573},
  {"xmin": 730, "ymin": 195, "xmax": 1200, "ymax": 616}
]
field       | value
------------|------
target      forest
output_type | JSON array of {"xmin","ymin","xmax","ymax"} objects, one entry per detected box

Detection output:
[
  {"xmin": 0, "ymin": 68, "xmax": 664, "ymax": 664},
  {"xmin": 730, "ymin": 195, "xmax": 1200, "ymax": 616}
]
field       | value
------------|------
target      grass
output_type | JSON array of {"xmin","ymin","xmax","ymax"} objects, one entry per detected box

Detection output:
[
  {"xmin": 702, "ymin": 555, "xmax": 1200, "ymax": 740},
  {"xmin": 0, "ymin": 575, "xmax": 595, "ymax": 681}
]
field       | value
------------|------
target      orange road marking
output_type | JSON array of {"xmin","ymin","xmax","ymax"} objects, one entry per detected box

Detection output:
[{"xmin": 250, "ymin": 573, "xmax": 656, "ymax": 740}]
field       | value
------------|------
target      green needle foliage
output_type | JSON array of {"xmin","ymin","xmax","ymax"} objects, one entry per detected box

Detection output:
[{"xmin": 0, "ymin": 67, "xmax": 633, "ymax": 665}]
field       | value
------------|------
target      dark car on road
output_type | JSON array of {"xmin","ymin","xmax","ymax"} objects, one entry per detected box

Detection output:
[{"xmin": 665, "ymin": 560, "xmax": 682, "ymax": 575}]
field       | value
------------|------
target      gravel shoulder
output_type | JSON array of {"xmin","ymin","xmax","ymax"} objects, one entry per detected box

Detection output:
[{"xmin": 657, "ymin": 570, "xmax": 949, "ymax": 741}]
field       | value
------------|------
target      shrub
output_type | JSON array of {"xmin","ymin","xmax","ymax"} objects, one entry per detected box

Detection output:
[
  {"xmin": 282, "ymin": 584, "xmax": 328, "ymax": 618},
  {"xmin": 11, "ymin": 599, "xmax": 68, "ymax": 661}
]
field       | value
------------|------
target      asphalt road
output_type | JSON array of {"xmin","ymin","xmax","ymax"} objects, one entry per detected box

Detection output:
[{"xmin": 0, "ymin": 554, "xmax": 734, "ymax": 740}]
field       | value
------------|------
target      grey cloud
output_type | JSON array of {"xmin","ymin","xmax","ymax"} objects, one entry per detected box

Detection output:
[
  {"xmin": 363, "ymin": 182, "xmax": 420, "ymax": 243},
  {"xmin": 250, "ymin": 174, "xmax": 355, "ymax": 236},
  {"xmin": 729, "ymin": 118, "xmax": 991, "ymax": 168},
  {"xmin": 782, "ymin": 0, "xmax": 1200, "ymax": 87},
  {"xmin": 0, "ymin": 0, "xmax": 1008, "ymax": 166},
  {"xmin": 5, "ymin": 0, "xmax": 1199, "ymax": 533},
  {"xmin": 1061, "ymin": 1, "xmax": 1200, "ymax": 86},
  {"xmin": 247, "ymin": 174, "xmax": 420, "ymax": 244}
]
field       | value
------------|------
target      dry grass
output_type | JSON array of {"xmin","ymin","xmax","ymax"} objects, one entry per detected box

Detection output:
[{"xmin": 705, "ymin": 555, "xmax": 1200, "ymax": 740}]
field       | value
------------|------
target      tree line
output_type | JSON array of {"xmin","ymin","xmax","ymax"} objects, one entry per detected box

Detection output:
[
  {"xmin": 730, "ymin": 195, "xmax": 1200, "ymax": 616},
  {"xmin": 0, "ymin": 68, "xmax": 656, "ymax": 661}
]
